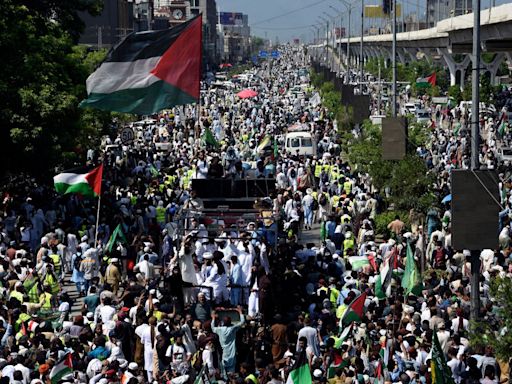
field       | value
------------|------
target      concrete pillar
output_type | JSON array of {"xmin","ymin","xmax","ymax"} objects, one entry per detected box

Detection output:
[
  {"xmin": 438, "ymin": 48, "xmax": 471, "ymax": 90},
  {"xmin": 482, "ymin": 53, "xmax": 504, "ymax": 85},
  {"xmin": 397, "ymin": 48, "xmax": 405, "ymax": 64}
]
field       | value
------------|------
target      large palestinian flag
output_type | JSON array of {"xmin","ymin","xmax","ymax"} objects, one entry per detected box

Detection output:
[
  {"xmin": 80, "ymin": 15, "xmax": 202, "ymax": 115},
  {"xmin": 54, "ymin": 164, "xmax": 103, "ymax": 197}
]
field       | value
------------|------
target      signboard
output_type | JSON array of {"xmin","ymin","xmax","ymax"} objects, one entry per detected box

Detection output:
[
  {"xmin": 335, "ymin": 27, "xmax": 346, "ymax": 38},
  {"xmin": 219, "ymin": 12, "xmax": 244, "ymax": 26},
  {"xmin": 364, "ymin": 4, "xmax": 401, "ymax": 18},
  {"xmin": 271, "ymin": 50, "xmax": 280, "ymax": 58},
  {"xmin": 120, "ymin": 127, "xmax": 134, "ymax": 144},
  {"xmin": 259, "ymin": 50, "xmax": 268, "ymax": 58},
  {"xmin": 293, "ymin": 38, "xmax": 300, "ymax": 44}
]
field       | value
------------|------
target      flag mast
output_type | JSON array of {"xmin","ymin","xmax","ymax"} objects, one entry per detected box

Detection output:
[{"xmin": 93, "ymin": 162, "xmax": 104, "ymax": 248}]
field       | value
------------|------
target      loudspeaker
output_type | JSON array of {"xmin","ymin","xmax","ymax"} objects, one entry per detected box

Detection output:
[
  {"xmin": 382, "ymin": 117, "xmax": 407, "ymax": 160},
  {"xmin": 451, "ymin": 170, "xmax": 499, "ymax": 250},
  {"xmin": 340, "ymin": 85, "xmax": 355, "ymax": 104},
  {"xmin": 351, "ymin": 95, "xmax": 371, "ymax": 125}
]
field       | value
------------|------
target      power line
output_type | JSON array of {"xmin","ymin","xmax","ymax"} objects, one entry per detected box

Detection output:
[
  {"xmin": 250, "ymin": 0, "xmax": 329, "ymax": 26},
  {"xmin": 252, "ymin": 24, "xmax": 316, "ymax": 31}
]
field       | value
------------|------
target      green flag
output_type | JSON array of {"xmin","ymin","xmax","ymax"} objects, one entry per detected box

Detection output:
[
  {"xmin": 286, "ymin": 350, "xmax": 312, "ymax": 384},
  {"xmin": 106, "ymin": 224, "xmax": 128, "ymax": 253},
  {"xmin": 202, "ymin": 126, "xmax": 219, "ymax": 148},
  {"xmin": 274, "ymin": 138, "xmax": 279, "ymax": 158},
  {"xmin": 431, "ymin": 329, "xmax": 456, "ymax": 384},
  {"xmin": 401, "ymin": 242, "xmax": 423, "ymax": 296}
]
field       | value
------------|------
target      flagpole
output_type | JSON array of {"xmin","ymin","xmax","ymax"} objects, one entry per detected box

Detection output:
[{"xmin": 94, "ymin": 193, "xmax": 102, "ymax": 247}]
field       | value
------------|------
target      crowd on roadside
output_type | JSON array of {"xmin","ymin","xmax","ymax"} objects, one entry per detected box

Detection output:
[{"xmin": 0, "ymin": 42, "xmax": 511, "ymax": 384}]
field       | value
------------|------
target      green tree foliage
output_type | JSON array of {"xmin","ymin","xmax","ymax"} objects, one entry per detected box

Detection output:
[
  {"xmin": 448, "ymin": 85, "xmax": 463, "ymax": 105},
  {"xmin": 347, "ymin": 120, "xmax": 435, "ymax": 211},
  {"xmin": 0, "ymin": 0, "xmax": 112, "ymax": 173},
  {"xmin": 470, "ymin": 277, "xmax": 512, "ymax": 361}
]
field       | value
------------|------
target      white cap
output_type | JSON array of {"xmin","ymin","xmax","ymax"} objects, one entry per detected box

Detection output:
[
  {"xmin": 203, "ymin": 252, "xmax": 213, "ymax": 260},
  {"xmin": 313, "ymin": 369, "xmax": 323, "ymax": 378},
  {"xmin": 128, "ymin": 362, "xmax": 139, "ymax": 370}
]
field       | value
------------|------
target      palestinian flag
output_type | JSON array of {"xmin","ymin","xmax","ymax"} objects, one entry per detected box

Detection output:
[
  {"xmin": 374, "ymin": 360, "xmax": 384, "ymax": 384},
  {"xmin": 431, "ymin": 329, "xmax": 456, "ymax": 384},
  {"xmin": 50, "ymin": 353, "xmax": 73, "ymax": 384},
  {"xmin": 106, "ymin": 224, "xmax": 128, "ymax": 253},
  {"xmin": 286, "ymin": 350, "xmax": 312, "ymax": 384},
  {"xmin": 327, "ymin": 350, "xmax": 349, "ymax": 378},
  {"xmin": 498, "ymin": 112, "xmax": 508, "ymax": 136},
  {"xmin": 348, "ymin": 255, "xmax": 370, "ymax": 271},
  {"xmin": 54, "ymin": 164, "xmax": 103, "ymax": 197},
  {"xmin": 335, "ymin": 322, "xmax": 353, "ymax": 348},
  {"xmin": 80, "ymin": 15, "xmax": 202, "ymax": 115},
  {"xmin": 416, "ymin": 73, "xmax": 436, "ymax": 88},
  {"xmin": 340, "ymin": 292, "xmax": 366, "ymax": 327},
  {"xmin": 375, "ymin": 248, "xmax": 395, "ymax": 299},
  {"xmin": 401, "ymin": 242, "xmax": 423, "ymax": 296}
]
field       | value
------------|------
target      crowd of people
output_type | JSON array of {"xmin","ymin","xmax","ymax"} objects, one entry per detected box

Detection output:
[{"xmin": 0, "ymin": 43, "xmax": 510, "ymax": 384}]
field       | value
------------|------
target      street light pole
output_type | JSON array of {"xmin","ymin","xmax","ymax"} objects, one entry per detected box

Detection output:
[
  {"xmin": 324, "ymin": 12, "xmax": 337, "ymax": 71},
  {"xmin": 360, "ymin": 0, "xmax": 364, "ymax": 94},
  {"xmin": 319, "ymin": 17, "xmax": 329, "ymax": 64},
  {"xmin": 329, "ymin": 5, "xmax": 342, "ymax": 75},
  {"xmin": 470, "ymin": 0, "xmax": 481, "ymax": 322},
  {"xmin": 392, "ymin": 0, "xmax": 397, "ymax": 117},
  {"xmin": 338, "ymin": 0, "xmax": 352, "ymax": 84}
]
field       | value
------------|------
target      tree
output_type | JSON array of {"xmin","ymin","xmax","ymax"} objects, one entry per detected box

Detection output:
[
  {"xmin": 347, "ymin": 120, "xmax": 435, "ymax": 211},
  {"xmin": 470, "ymin": 277, "xmax": 512, "ymax": 361},
  {"xmin": 0, "ymin": 0, "xmax": 105, "ymax": 174}
]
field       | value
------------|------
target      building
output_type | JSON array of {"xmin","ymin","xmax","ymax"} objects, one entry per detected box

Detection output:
[
  {"xmin": 426, "ymin": 0, "xmax": 472, "ymax": 28},
  {"xmin": 218, "ymin": 12, "xmax": 251, "ymax": 63},
  {"xmin": 79, "ymin": 0, "xmax": 134, "ymax": 48},
  {"xmin": 133, "ymin": 0, "xmax": 218, "ymax": 68}
]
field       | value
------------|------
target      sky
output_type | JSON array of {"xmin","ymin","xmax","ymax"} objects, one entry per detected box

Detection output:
[{"xmin": 216, "ymin": 0, "xmax": 510, "ymax": 42}]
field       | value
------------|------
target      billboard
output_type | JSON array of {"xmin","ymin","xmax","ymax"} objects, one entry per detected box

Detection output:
[
  {"xmin": 334, "ymin": 27, "xmax": 346, "ymax": 38},
  {"xmin": 219, "ymin": 12, "xmax": 244, "ymax": 26},
  {"xmin": 364, "ymin": 4, "xmax": 401, "ymax": 18}
]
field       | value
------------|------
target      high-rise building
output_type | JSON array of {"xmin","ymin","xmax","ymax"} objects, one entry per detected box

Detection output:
[
  {"xmin": 426, "ymin": 0, "xmax": 472, "ymax": 28},
  {"xmin": 218, "ymin": 12, "xmax": 251, "ymax": 63},
  {"xmin": 79, "ymin": 0, "xmax": 134, "ymax": 48}
]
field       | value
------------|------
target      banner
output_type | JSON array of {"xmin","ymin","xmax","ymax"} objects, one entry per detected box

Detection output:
[{"xmin": 364, "ymin": 4, "xmax": 401, "ymax": 18}]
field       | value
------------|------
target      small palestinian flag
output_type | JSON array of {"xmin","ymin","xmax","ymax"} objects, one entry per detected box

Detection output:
[
  {"xmin": 54, "ymin": 164, "xmax": 103, "ymax": 197},
  {"xmin": 50, "ymin": 353, "xmax": 73, "ymax": 384},
  {"xmin": 80, "ymin": 15, "xmax": 202, "ymax": 115},
  {"xmin": 348, "ymin": 255, "xmax": 370, "ymax": 271},
  {"xmin": 340, "ymin": 292, "xmax": 367, "ymax": 326},
  {"xmin": 416, "ymin": 73, "xmax": 436, "ymax": 88},
  {"xmin": 375, "ymin": 248, "xmax": 395, "ymax": 299},
  {"xmin": 327, "ymin": 350, "xmax": 349, "ymax": 378}
]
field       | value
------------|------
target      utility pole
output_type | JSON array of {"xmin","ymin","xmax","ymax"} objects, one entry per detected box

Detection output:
[
  {"xmin": 98, "ymin": 26, "xmax": 102, "ymax": 49},
  {"xmin": 470, "ymin": 0, "xmax": 481, "ymax": 322},
  {"xmin": 392, "ymin": 0, "xmax": 397, "ymax": 117},
  {"xmin": 360, "ymin": 0, "xmax": 364, "ymax": 94}
]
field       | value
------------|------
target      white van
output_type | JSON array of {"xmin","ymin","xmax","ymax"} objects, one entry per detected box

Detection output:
[{"xmin": 285, "ymin": 131, "xmax": 317, "ymax": 156}]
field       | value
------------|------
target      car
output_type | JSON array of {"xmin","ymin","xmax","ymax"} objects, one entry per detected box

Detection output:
[
  {"xmin": 415, "ymin": 109, "xmax": 431, "ymax": 124},
  {"xmin": 497, "ymin": 147, "xmax": 512, "ymax": 163},
  {"xmin": 404, "ymin": 103, "xmax": 417, "ymax": 115}
]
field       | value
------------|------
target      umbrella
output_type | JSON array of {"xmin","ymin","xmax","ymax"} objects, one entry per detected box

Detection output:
[
  {"xmin": 237, "ymin": 89, "xmax": 258, "ymax": 99},
  {"xmin": 441, "ymin": 194, "xmax": 452, "ymax": 204},
  {"xmin": 219, "ymin": 63, "xmax": 232, "ymax": 68}
]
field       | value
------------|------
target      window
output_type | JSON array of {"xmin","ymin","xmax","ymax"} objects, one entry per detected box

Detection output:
[
  {"xmin": 302, "ymin": 138, "xmax": 313, "ymax": 147},
  {"xmin": 290, "ymin": 138, "xmax": 301, "ymax": 147}
]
